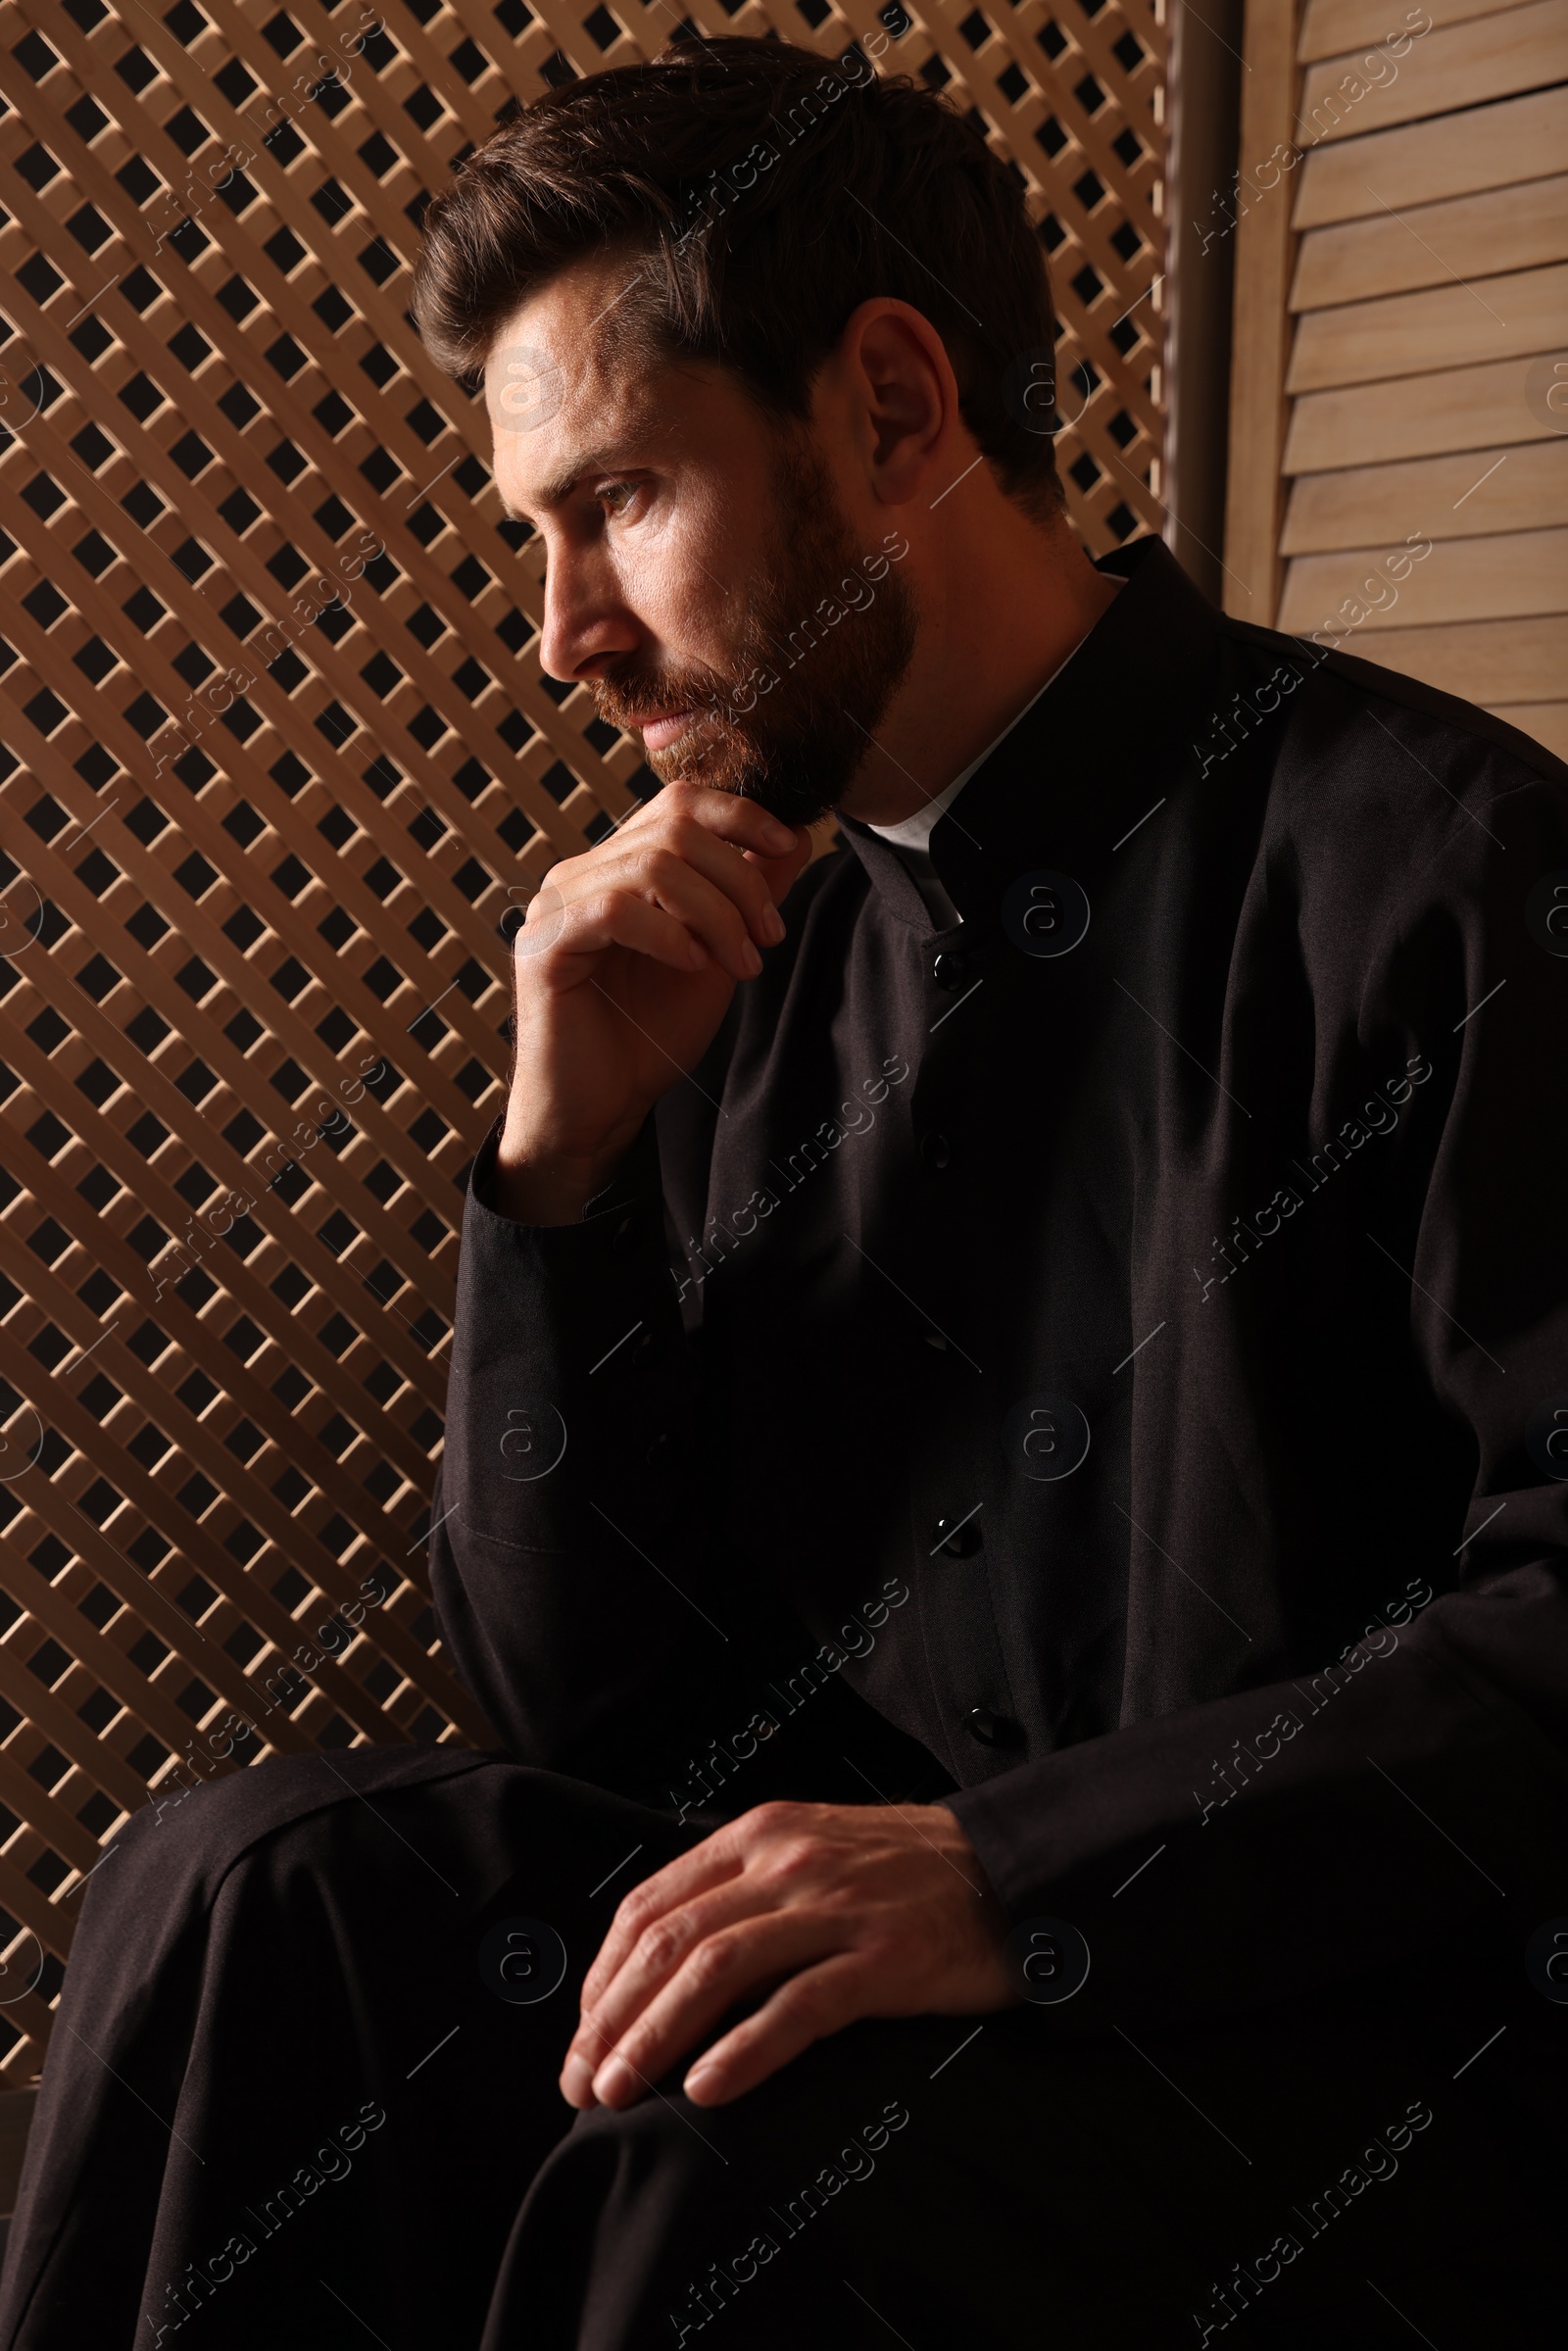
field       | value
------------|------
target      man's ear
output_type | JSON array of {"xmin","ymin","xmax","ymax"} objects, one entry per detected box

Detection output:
[{"xmin": 834, "ymin": 298, "xmax": 956, "ymax": 510}]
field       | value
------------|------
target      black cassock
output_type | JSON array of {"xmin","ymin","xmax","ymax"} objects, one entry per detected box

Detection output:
[{"xmin": 5, "ymin": 538, "xmax": 1567, "ymax": 2350}]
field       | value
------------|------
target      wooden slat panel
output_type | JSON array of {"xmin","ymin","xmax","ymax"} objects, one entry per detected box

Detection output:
[
  {"xmin": 1291, "ymin": 172, "xmax": 1568, "ymax": 308},
  {"xmin": 0, "ymin": 0, "xmax": 1170, "ymax": 2089},
  {"xmin": 1327, "ymin": 612, "xmax": 1568, "ymax": 698},
  {"xmin": 1284, "ymin": 354, "xmax": 1561, "ymax": 468},
  {"xmin": 1286, "ymin": 261, "xmax": 1568, "ymax": 390},
  {"xmin": 1297, "ymin": 0, "xmax": 1568, "ymax": 144},
  {"xmin": 1300, "ymin": 0, "xmax": 1534, "ymax": 58},
  {"xmin": 1295, "ymin": 82, "xmax": 1568, "ymax": 224},
  {"xmin": 1282, "ymin": 441, "xmax": 1568, "ymax": 550},
  {"xmin": 1490, "ymin": 700, "xmax": 1568, "ymax": 755},
  {"xmin": 1278, "ymin": 524, "xmax": 1568, "ymax": 630}
]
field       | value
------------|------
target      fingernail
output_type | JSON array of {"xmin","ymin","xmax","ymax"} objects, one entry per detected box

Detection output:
[
  {"xmin": 742, "ymin": 940, "xmax": 762, "ymax": 976},
  {"xmin": 593, "ymin": 2057, "xmax": 635, "ymax": 2104},
  {"xmin": 761, "ymin": 905, "xmax": 785, "ymax": 945},
  {"xmin": 684, "ymin": 2064, "xmax": 717, "ymax": 2100}
]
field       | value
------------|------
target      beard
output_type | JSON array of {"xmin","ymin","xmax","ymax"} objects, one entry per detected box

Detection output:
[{"xmin": 590, "ymin": 426, "xmax": 920, "ymax": 829}]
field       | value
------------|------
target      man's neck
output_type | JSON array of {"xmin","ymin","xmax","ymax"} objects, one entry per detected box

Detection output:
[{"xmin": 837, "ymin": 516, "xmax": 1121, "ymax": 829}]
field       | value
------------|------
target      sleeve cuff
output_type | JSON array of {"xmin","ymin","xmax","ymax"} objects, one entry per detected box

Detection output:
[{"xmin": 466, "ymin": 1112, "xmax": 662, "ymax": 1231}]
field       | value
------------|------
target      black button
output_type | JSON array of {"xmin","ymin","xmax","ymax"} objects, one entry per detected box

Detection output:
[
  {"xmin": 922, "ymin": 1329, "xmax": 949, "ymax": 1351},
  {"xmin": 633, "ymin": 1328, "xmax": 657, "ymax": 1365},
  {"xmin": 645, "ymin": 1430, "xmax": 671, "ymax": 1467},
  {"xmin": 932, "ymin": 951, "xmax": 972, "ymax": 993},
  {"xmin": 963, "ymin": 1706, "xmax": 1020, "ymax": 1747},
  {"xmin": 919, "ymin": 1131, "xmax": 952, "ymax": 1171},
  {"xmin": 932, "ymin": 1511, "xmax": 981, "ymax": 1557},
  {"xmin": 611, "ymin": 1214, "xmax": 637, "ymax": 1254}
]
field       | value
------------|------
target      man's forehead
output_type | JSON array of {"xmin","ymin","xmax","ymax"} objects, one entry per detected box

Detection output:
[{"xmin": 485, "ymin": 272, "xmax": 667, "ymax": 512}]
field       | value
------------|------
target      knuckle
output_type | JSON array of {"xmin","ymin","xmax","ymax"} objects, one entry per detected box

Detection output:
[
  {"xmin": 764, "ymin": 1837, "xmax": 820, "ymax": 1889},
  {"xmin": 749, "ymin": 1798, "xmax": 805, "ymax": 1837},
  {"xmin": 774, "ymin": 1973, "xmax": 835, "ymax": 2031},
  {"xmin": 684, "ymin": 1935, "xmax": 739, "ymax": 1996},
  {"xmin": 590, "ymin": 882, "xmax": 642, "ymax": 927},
  {"xmin": 636, "ymin": 1919, "xmax": 685, "ymax": 1977},
  {"xmin": 855, "ymin": 1932, "xmax": 899, "ymax": 1980},
  {"xmin": 613, "ymin": 1886, "xmax": 657, "ymax": 1938}
]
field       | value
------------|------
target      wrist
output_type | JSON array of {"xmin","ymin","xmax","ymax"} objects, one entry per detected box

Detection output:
[
  {"xmin": 490, "ymin": 1137, "xmax": 630, "ymax": 1225},
  {"xmin": 926, "ymin": 1804, "xmax": 1009, "ymax": 1923}
]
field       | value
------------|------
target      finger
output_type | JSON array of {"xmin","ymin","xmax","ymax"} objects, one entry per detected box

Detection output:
[
  {"xmin": 559, "ymin": 800, "xmax": 810, "ymax": 956},
  {"xmin": 585, "ymin": 1912, "xmax": 844, "ymax": 2110},
  {"xmin": 740, "ymin": 825, "xmax": 815, "ymax": 903},
  {"xmin": 617, "ymin": 795, "xmax": 812, "ymax": 931},
  {"xmin": 524, "ymin": 855, "xmax": 768, "ymax": 982},
  {"xmin": 617, "ymin": 781, "xmax": 800, "ymax": 866},
  {"xmin": 552, "ymin": 848, "xmax": 768, "ymax": 981},
  {"xmin": 562, "ymin": 1871, "xmax": 786, "ymax": 2099},
  {"xmin": 681, "ymin": 1952, "xmax": 868, "ymax": 2107},
  {"xmin": 651, "ymin": 816, "xmax": 796, "ymax": 950},
  {"xmin": 514, "ymin": 882, "xmax": 714, "ymax": 978},
  {"xmin": 577, "ymin": 1825, "xmax": 751, "ymax": 2015}
]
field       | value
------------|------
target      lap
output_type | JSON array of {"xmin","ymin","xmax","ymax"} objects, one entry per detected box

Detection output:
[
  {"xmin": 7, "ymin": 1751, "xmax": 1562, "ymax": 2350},
  {"xmin": 493, "ymin": 1954, "xmax": 1565, "ymax": 2350},
  {"xmin": 2, "ymin": 1749, "xmax": 704, "ymax": 2351}
]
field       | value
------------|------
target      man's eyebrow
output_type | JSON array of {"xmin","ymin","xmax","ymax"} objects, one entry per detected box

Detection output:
[{"xmin": 499, "ymin": 447, "xmax": 637, "ymax": 526}]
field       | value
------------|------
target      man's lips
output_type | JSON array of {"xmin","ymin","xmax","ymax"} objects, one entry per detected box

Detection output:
[{"xmin": 638, "ymin": 708, "xmax": 695, "ymax": 752}]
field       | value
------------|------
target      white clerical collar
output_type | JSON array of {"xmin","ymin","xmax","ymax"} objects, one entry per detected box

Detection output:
[{"xmin": 862, "ymin": 580, "xmax": 1122, "ymax": 854}]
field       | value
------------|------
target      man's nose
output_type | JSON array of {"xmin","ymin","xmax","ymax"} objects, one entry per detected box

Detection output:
[{"xmin": 537, "ymin": 556, "xmax": 639, "ymax": 686}]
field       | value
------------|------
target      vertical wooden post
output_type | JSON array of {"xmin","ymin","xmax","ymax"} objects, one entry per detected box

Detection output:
[
  {"xmin": 1162, "ymin": 0, "xmax": 1244, "ymax": 607},
  {"xmin": 1222, "ymin": 0, "xmax": 1300, "ymax": 624}
]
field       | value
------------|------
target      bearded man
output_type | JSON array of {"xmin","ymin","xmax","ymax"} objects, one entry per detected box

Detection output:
[{"xmin": 4, "ymin": 33, "xmax": 1566, "ymax": 2351}]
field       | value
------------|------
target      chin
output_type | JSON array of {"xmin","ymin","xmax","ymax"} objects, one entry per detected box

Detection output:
[
  {"xmin": 745, "ymin": 743, "xmax": 852, "ymax": 831},
  {"xmin": 646, "ymin": 705, "xmax": 847, "ymax": 830}
]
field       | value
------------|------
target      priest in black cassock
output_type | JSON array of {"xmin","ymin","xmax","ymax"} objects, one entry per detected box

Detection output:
[{"xmin": 4, "ymin": 35, "xmax": 1566, "ymax": 2351}]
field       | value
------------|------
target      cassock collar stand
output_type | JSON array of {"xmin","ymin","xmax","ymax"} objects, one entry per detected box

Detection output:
[{"xmin": 834, "ymin": 534, "xmax": 1224, "ymax": 935}]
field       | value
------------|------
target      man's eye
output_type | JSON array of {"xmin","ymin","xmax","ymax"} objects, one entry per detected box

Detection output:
[{"xmin": 598, "ymin": 480, "xmax": 639, "ymax": 516}]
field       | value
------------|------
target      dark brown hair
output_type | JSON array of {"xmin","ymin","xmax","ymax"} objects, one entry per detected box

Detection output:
[{"xmin": 410, "ymin": 33, "xmax": 1065, "ymax": 522}]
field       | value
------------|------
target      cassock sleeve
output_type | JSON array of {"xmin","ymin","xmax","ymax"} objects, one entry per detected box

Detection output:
[
  {"xmin": 945, "ymin": 767, "xmax": 1568, "ymax": 2033},
  {"xmin": 424, "ymin": 1108, "xmax": 734, "ymax": 1783}
]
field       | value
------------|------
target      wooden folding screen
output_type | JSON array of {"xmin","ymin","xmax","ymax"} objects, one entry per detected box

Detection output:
[
  {"xmin": 1226, "ymin": 0, "xmax": 1568, "ymax": 758},
  {"xmin": 0, "ymin": 0, "xmax": 1166, "ymax": 2084}
]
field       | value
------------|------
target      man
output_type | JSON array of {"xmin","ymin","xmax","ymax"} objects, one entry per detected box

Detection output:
[{"xmin": 4, "ymin": 33, "xmax": 1566, "ymax": 2351}]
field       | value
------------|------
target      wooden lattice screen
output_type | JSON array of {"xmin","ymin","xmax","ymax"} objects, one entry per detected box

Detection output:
[{"xmin": 0, "ymin": 0, "xmax": 1166, "ymax": 2082}]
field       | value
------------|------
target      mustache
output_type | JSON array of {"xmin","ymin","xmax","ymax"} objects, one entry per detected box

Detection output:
[{"xmin": 595, "ymin": 667, "xmax": 731, "ymax": 728}]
